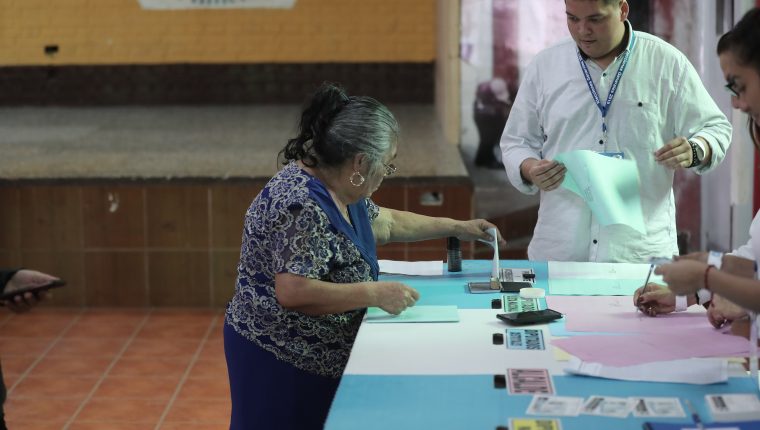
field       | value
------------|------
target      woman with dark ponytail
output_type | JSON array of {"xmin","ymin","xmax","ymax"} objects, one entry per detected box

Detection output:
[
  {"xmin": 637, "ymin": 8, "xmax": 760, "ymax": 323},
  {"xmin": 224, "ymin": 83, "xmax": 506, "ymax": 430}
]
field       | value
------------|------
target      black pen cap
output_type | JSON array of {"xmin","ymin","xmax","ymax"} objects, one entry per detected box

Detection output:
[{"xmin": 446, "ymin": 237, "xmax": 460, "ymax": 250}]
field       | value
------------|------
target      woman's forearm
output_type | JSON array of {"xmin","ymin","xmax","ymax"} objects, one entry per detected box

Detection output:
[
  {"xmin": 383, "ymin": 208, "xmax": 458, "ymax": 243},
  {"xmin": 275, "ymin": 273, "xmax": 376, "ymax": 316},
  {"xmin": 722, "ymin": 254, "xmax": 756, "ymax": 278},
  {"xmin": 708, "ymin": 269, "xmax": 760, "ymax": 312}
]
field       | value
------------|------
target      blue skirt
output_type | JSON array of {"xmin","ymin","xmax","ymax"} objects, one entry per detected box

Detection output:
[{"xmin": 223, "ymin": 322, "xmax": 341, "ymax": 430}]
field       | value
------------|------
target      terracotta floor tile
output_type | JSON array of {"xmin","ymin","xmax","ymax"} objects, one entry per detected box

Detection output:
[
  {"xmin": 64, "ymin": 308, "xmax": 145, "ymax": 335},
  {"xmin": 11, "ymin": 376, "xmax": 98, "ymax": 399},
  {"xmin": 110, "ymin": 357, "xmax": 192, "ymax": 377},
  {"xmin": 134, "ymin": 322, "xmax": 210, "ymax": 340},
  {"xmin": 0, "ymin": 337, "xmax": 56, "ymax": 356},
  {"xmin": 4, "ymin": 309, "xmax": 79, "ymax": 323},
  {"xmin": 77, "ymin": 308, "xmax": 147, "ymax": 323},
  {"xmin": 146, "ymin": 310, "xmax": 218, "ymax": 326},
  {"xmin": 4, "ymin": 397, "xmax": 81, "ymax": 422},
  {"xmin": 69, "ymin": 422, "xmax": 156, "ymax": 430},
  {"xmin": 3, "ymin": 374, "xmax": 18, "ymax": 388},
  {"xmin": 29, "ymin": 355, "xmax": 113, "ymax": 377},
  {"xmin": 188, "ymin": 358, "xmax": 227, "ymax": 379},
  {"xmin": 164, "ymin": 398, "xmax": 230, "ymax": 423},
  {"xmin": 65, "ymin": 321, "xmax": 140, "ymax": 339},
  {"xmin": 48, "ymin": 338, "xmax": 128, "ymax": 357},
  {"xmin": 4, "ymin": 421, "xmax": 68, "ymax": 430},
  {"xmin": 177, "ymin": 377, "xmax": 230, "ymax": 400},
  {"xmin": 0, "ymin": 309, "xmax": 238, "ymax": 429},
  {"xmin": 76, "ymin": 398, "xmax": 167, "ymax": 423},
  {"xmin": 197, "ymin": 338, "xmax": 224, "ymax": 361},
  {"xmin": 161, "ymin": 423, "xmax": 229, "ymax": 430},
  {"xmin": 0, "ymin": 354, "xmax": 38, "ymax": 375},
  {"xmin": 0, "ymin": 313, "xmax": 77, "ymax": 337},
  {"xmin": 121, "ymin": 338, "xmax": 201, "ymax": 359},
  {"xmin": 207, "ymin": 325, "xmax": 224, "ymax": 341},
  {"xmin": 93, "ymin": 376, "xmax": 181, "ymax": 399}
]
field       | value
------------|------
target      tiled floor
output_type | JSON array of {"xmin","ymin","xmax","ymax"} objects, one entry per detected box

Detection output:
[{"xmin": 0, "ymin": 308, "xmax": 230, "ymax": 429}]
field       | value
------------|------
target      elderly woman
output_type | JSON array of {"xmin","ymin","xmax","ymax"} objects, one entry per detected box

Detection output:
[
  {"xmin": 634, "ymin": 9, "xmax": 760, "ymax": 324},
  {"xmin": 224, "ymin": 83, "xmax": 505, "ymax": 430}
]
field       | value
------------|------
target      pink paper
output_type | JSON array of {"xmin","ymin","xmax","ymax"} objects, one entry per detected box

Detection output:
[
  {"xmin": 547, "ymin": 295, "xmax": 710, "ymax": 333},
  {"xmin": 551, "ymin": 328, "xmax": 750, "ymax": 367}
]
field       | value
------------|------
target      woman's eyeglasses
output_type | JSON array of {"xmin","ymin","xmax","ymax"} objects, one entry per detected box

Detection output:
[{"xmin": 382, "ymin": 163, "xmax": 397, "ymax": 177}]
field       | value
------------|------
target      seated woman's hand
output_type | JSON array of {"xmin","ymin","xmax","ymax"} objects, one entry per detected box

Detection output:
[
  {"xmin": 373, "ymin": 282, "xmax": 420, "ymax": 315},
  {"xmin": 454, "ymin": 219, "xmax": 507, "ymax": 247},
  {"xmin": 707, "ymin": 294, "xmax": 747, "ymax": 329},
  {"xmin": 632, "ymin": 283, "xmax": 675, "ymax": 317}
]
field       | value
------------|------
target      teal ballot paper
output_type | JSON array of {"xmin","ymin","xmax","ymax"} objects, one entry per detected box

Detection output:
[
  {"xmin": 364, "ymin": 305, "xmax": 460, "ymax": 323},
  {"xmin": 554, "ymin": 150, "xmax": 645, "ymax": 234}
]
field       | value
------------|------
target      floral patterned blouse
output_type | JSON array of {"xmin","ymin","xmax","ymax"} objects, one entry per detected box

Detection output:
[{"xmin": 225, "ymin": 162, "xmax": 380, "ymax": 378}]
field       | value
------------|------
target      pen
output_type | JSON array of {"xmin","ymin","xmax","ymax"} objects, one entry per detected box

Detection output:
[
  {"xmin": 642, "ymin": 263, "xmax": 655, "ymax": 288},
  {"xmin": 684, "ymin": 399, "xmax": 705, "ymax": 430},
  {"xmin": 637, "ymin": 264, "xmax": 655, "ymax": 314}
]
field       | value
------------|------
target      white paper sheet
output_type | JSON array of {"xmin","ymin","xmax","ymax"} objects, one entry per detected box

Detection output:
[
  {"xmin": 564, "ymin": 357, "xmax": 728, "ymax": 384},
  {"xmin": 345, "ymin": 309, "xmax": 567, "ymax": 375},
  {"xmin": 378, "ymin": 260, "xmax": 443, "ymax": 276},
  {"xmin": 548, "ymin": 261, "xmax": 664, "ymax": 295}
]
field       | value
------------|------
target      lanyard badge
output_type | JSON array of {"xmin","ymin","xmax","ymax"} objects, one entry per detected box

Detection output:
[{"xmin": 577, "ymin": 31, "xmax": 637, "ymax": 146}]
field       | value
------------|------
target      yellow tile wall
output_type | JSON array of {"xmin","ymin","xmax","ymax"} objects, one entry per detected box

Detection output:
[{"xmin": 0, "ymin": 0, "xmax": 435, "ymax": 65}]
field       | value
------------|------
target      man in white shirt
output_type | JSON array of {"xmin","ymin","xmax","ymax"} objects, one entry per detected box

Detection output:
[{"xmin": 501, "ymin": 0, "xmax": 732, "ymax": 262}]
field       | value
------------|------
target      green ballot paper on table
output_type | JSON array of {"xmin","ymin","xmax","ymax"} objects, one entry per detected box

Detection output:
[
  {"xmin": 365, "ymin": 305, "xmax": 460, "ymax": 323},
  {"xmin": 554, "ymin": 150, "xmax": 645, "ymax": 234}
]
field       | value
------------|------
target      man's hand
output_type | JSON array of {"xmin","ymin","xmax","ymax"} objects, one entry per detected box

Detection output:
[
  {"xmin": 3, "ymin": 269, "xmax": 57, "ymax": 313},
  {"xmin": 520, "ymin": 159, "xmax": 566, "ymax": 191},
  {"xmin": 654, "ymin": 137, "xmax": 694, "ymax": 169},
  {"xmin": 633, "ymin": 283, "xmax": 675, "ymax": 317}
]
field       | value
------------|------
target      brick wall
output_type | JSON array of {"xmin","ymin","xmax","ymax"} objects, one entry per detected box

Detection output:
[{"xmin": 0, "ymin": 0, "xmax": 435, "ymax": 65}]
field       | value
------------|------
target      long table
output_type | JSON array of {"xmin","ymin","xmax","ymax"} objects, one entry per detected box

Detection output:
[{"xmin": 324, "ymin": 260, "xmax": 758, "ymax": 430}]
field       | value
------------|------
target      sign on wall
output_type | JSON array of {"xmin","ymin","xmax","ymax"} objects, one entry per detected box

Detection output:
[{"xmin": 137, "ymin": 0, "xmax": 296, "ymax": 9}]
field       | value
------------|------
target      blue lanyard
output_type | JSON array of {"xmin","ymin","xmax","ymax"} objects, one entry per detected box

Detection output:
[{"xmin": 576, "ymin": 30, "xmax": 636, "ymax": 137}]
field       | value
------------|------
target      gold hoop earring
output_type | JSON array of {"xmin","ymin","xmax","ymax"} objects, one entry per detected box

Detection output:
[{"xmin": 349, "ymin": 171, "xmax": 365, "ymax": 187}]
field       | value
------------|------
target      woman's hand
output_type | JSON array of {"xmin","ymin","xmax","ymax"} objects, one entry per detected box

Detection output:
[
  {"xmin": 372, "ymin": 282, "xmax": 420, "ymax": 315},
  {"xmin": 654, "ymin": 260, "xmax": 706, "ymax": 296},
  {"xmin": 707, "ymin": 294, "xmax": 747, "ymax": 328},
  {"xmin": 632, "ymin": 283, "xmax": 675, "ymax": 316},
  {"xmin": 453, "ymin": 219, "xmax": 507, "ymax": 247}
]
